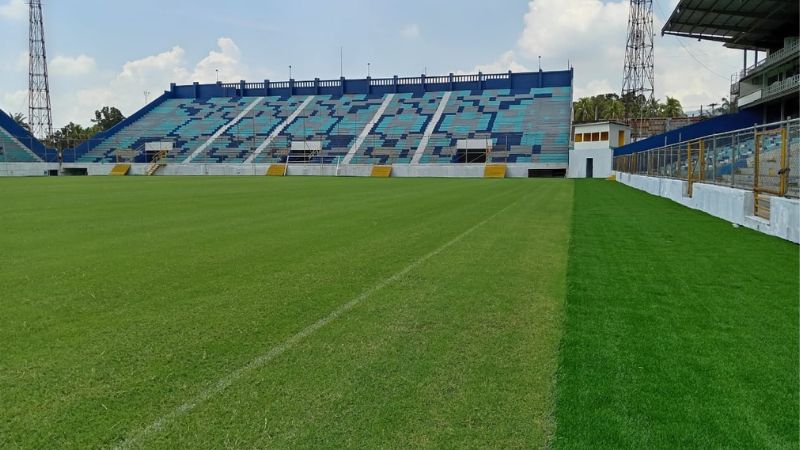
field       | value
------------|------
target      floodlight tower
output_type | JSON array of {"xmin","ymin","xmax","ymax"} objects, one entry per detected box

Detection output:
[
  {"xmin": 621, "ymin": 0, "xmax": 655, "ymax": 121},
  {"xmin": 28, "ymin": 0, "xmax": 53, "ymax": 140}
]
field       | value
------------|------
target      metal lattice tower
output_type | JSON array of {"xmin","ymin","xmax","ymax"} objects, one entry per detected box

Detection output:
[
  {"xmin": 621, "ymin": 0, "xmax": 655, "ymax": 120},
  {"xmin": 28, "ymin": 0, "xmax": 53, "ymax": 139}
]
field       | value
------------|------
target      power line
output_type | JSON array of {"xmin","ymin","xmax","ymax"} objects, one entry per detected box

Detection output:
[{"xmin": 653, "ymin": 0, "xmax": 730, "ymax": 81}]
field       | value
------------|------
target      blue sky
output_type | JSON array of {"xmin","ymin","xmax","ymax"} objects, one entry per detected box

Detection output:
[{"xmin": 0, "ymin": 0, "xmax": 742, "ymax": 127}]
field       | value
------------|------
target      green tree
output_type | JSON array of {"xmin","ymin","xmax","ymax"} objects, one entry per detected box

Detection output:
[
  {"xmin": 91, "ymin": 106, "xmax": 125, "ymax": 132},
  {"xmin": 661, "ymin": 96, "xmax": 685, "ymax": 117},
  {"xmin": 45, "ymin": 122, "xmax": 92, "ymax": 149}
]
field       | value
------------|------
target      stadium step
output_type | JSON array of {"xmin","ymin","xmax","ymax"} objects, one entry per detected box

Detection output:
[
  {"xmin": 266, "ymin": 164, "xmax": 286, "ymax": 176},
  {"xmin": 370, "ymin": 165, "xmax": 392, "ymax": 177},
  {"xmin": 145, "ymin": 150, "xmax": 169, "ymax": 176},
  {"xmin": 109, "ymin": 164, "xmax": 130, "ymax": 176},
  {"xmin": 145, "ymin": 163, "xmax": 165, "ymax": 176},
  {"xmin": 484, "ymin": 164, "xmax": 507, "ymax": 178}
]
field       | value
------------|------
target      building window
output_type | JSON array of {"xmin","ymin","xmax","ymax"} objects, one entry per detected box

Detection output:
[
  {"xmin": 591, "ymin": 132, "xmax": 600, "ymax": 142},
  {"xmin": 601, "ymin": 131, "xmax": 609, "ymax": 141},
  {"xmin": 575, "ymin": 133, "xmax": 583, "ymax": 142},
  {"xmin": 618, "ymin": 130, "xmax": 625, "ymax": 145}
]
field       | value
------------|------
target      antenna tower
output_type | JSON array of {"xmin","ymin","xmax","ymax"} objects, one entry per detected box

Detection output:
[
  {"xmin": 28, "ymin": 0, "xmax": 53, "ymax": 139},
  {"xmin": 621, "ymin": 0, "xmax": 655, "ymax": 123}
]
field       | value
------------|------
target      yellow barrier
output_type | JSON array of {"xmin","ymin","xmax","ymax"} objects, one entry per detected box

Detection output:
[
  {"xmin": 484, "ymin": 164, "xmax": 506, "ymax": 178},
  {"xmin": 266, "ymin": 164, "xmax": 286, "ymax": 176},
  {"xmin": 370, "ymin": 165, "xmax": 392, "ymax": 177},
  {"xmin": 109, "ymin": 164, "xmax": 131, "ymax": 176}
]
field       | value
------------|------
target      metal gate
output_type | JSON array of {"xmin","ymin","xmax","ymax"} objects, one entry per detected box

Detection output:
[{"xmin": 753, "ymin": 127, "xmax": 788, "ymax": 218}]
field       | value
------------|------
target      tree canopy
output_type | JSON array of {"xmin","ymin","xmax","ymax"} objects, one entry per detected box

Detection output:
[
  {"xmin": 573, "ymin": 93, "xmax": 686, "ymax": 123},
  {"xmin": 44, "ymin": 106, "xmax": 126, "ymax": 149}
]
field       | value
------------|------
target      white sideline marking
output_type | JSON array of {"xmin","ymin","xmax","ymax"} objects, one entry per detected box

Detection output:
[
  {"xmin": 242, "ymin": 95, "xmax": 316, "ymax": 164},
  {"xmin": 411, "ymin": 91, "xmax": 451, "ymax": 165},
  {"xmin": 183, "ymin": 96, "xmax": 264, "ymax": 163},
  {"xmin": 342, "ymin": 93, "xmax": 395, "ymax": 164},
  {"xmin": 114, "ymin": 198, "xmax": 518, "ymax": 449}
]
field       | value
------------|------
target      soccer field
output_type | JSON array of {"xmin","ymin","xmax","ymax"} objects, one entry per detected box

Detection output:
[{"xmin": 0, "ymin": 177, "xmax": 797, "ymax": 448}]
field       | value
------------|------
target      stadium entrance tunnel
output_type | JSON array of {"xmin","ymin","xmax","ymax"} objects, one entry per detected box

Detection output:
[
  {"xmin": 61, "ymin": 167, "xmax": 88, "ymax": 176},
  {"xmin": 529, "ymin": 168, "xmax": 566, "ymax": 178}
]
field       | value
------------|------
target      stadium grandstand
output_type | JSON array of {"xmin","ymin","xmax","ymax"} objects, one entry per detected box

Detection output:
[{"xmin": 2, "ymin": 70, "xmax": 573, "ymax": 177}]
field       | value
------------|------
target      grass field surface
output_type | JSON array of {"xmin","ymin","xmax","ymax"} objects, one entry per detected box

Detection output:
[
  {"xmin": 555, "ymin": 181, "xmax": 799, "ymax": 449},
  {"xmin": 1, "ymin": 178, "xmax": 572, "ymax": 448},
  {"xmin": 0, "ymin": 177, "xmax": 796, "ymax": 448}
]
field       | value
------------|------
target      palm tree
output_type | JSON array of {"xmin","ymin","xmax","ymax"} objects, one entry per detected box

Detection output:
[
  {"xmin": 573, "ymin": 98, "xmax": 594, "ymax": 123},
  {"xmin": 602, "ymin": 99, "xmax": 625, "ymax": 121},
  {"xmin": 11, "ymin": 113, "xmax": 30, "ymax": 132},
  {"xmin": 718, "ymin": 97, "xmax": 731, "ymax": 115},
  {"xmin": 661, "ymin": 97, "xmax": 684, "ymax": 118}
]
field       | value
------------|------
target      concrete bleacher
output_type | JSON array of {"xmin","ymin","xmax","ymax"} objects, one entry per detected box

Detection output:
[
  {"xmin": 0, "ymin": 109, "xmax": 43, "ymax": 163},
  {"xmin": 72, "ymin": 71, "xmax": 574, "ymax": 166}
]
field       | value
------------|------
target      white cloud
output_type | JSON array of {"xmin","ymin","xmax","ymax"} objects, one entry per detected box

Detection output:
[
  {"xmin": 57, "ymin": 38, "xmax": 251, "ymax": 127},
  {"xmin": 191, "ymin": 37, "xmax": 246, "ymax": 82},
  {"xmin": 0, "ymin": 38, "xmax": 254, "ymax": 127},
  {"xmin": 401, "ymin": 24, "xmax": 421, "ymax": 39},
  {"xmin": 1, "ymin": 90, "xmax": 27, "ymax": 116},
  {"xmin": 0, "ymin": 0, "xmax": 25, "ymax": 21},
  {"xmin": 50, "ymin": 55, "xmax": 97, "ymax": 76},
  {"xmin": 457, "ymin": 50, "xmax": 530, "ymax": 75},
  {"xmin": 464, "ymin": 0, "xmax": 740, "ymax": 109}
]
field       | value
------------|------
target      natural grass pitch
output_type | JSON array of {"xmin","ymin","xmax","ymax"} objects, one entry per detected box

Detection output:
[
  {"xmin": 555, "ymin": 181, "xmax": 799, "ymax": 449},
  {"xmin": 0, "ymin": 177, "xmax": 796, "ymax": 448},
  {"xmin": 0, "ymin": 177, "xmax": 572, "ymax": 448}
]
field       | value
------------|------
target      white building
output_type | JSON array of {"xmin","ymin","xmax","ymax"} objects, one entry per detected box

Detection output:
[{"xmin": 568, "ymin": 121, "xmax": 631, "ymax": 178}]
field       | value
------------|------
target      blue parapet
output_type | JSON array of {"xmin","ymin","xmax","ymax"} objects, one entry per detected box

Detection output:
[
  {"xmin": 614, "ymin": 109, "xmax": 762, "ymax": 156},
  {"xmin": 160, "ymin": 70, "xmax": 573, "ymax": 100}
]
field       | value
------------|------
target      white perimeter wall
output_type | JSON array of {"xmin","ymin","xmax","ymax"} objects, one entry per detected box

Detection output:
[
  {"xmin": 0, "ymin": 162, "xmax": 565, "ymax": 179},
  {"xmin": 616, "ymin": 172, "xmax": 799, "ymax": 244}
]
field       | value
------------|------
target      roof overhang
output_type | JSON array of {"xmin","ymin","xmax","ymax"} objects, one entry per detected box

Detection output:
[{"xmin": 662, "ymin": 0, "xmax": 799, "ymax": 51}]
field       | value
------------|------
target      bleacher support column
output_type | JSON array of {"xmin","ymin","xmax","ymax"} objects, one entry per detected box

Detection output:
[
  {"xmin": 478, "ymin": 72, "xmax": 483, "ymax": 90},
  {"xmin": 193, "ymin": 82, "xmax": 199, "ymax": 99},
  {"xmin": 341, "ymin": 77, "xmax": 346, "ymax": 96},
  {"xmin": 265, "ymin": 80, "xmax": 270, "ymax": 96},
  {"xmin": 393, "ymin": 75, "xmax": 398, "ymax": 93}
]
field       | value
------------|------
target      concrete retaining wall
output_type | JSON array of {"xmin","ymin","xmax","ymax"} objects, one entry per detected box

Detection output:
[{"xmin": 616, "ymin": 172, "xmax": 799, "ymax": 244}]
